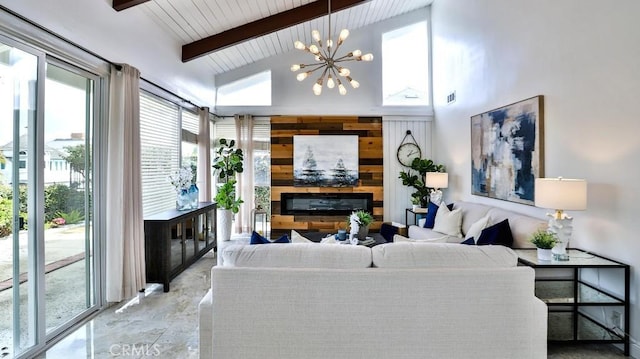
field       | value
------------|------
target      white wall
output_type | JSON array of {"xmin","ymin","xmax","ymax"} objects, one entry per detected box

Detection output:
[
  {"xmin": 215, "ymin": 8, "xmax": 437, "ymax": 226},
  {"xmin": 431, "ymin": 0, "xmax": 640, "ymax": 356},
  {"xmin": 0, "ymin": 0, "xmax": 216, "ymax": 107},
  {"xmin": 214, "ymin": 8, "xmax": 432, "ymax": 117}
]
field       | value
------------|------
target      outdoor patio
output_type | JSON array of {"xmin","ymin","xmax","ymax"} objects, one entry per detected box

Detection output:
[{"xmin": 0, "ymin": 224, "xmax": 89, "ymax": 357}]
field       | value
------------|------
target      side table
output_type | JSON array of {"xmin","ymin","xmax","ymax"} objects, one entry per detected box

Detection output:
[
  {"xmin": 514, "ymin": 248, "xmax": 630, "ymax": 355},
  {"xmin": 405, "ymin": 207, "xmax": 428, "ymax": 226}
]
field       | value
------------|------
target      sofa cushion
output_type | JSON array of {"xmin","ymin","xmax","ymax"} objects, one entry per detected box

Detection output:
[
  {"xmin": 452, "ymin": 202, "xmax": 492, "ymax": 237},
  {"xmin": 371, "ymin": 242, "xmax": 518, "ymax": 268},
  {"xmin": 476, "ymin": 219, "xmax": 514, "ymax": 247},
  {"xmin": 221, "ymin": 243, "xmax": 372, "ymax": 268},
  {"xmin": 407, "ymin": 225, "xmax": 456, "ymax": 242},
  {"xmin": 393, "ymin": 233, "xmax": 447, "ymax": 243},
  {"xmin": 433, "ymin": 203, "xmax": 463, "ymax": 237},
  {"xmin": 485, "ymin": 207, "xmax": 546, "ymax": 248}
]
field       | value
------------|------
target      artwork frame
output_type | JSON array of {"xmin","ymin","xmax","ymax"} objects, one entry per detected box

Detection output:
[
  {"xmin": 471, "ymin": 95, "xmax": 544, "ymax": 205},
  {"xmin": 293, "ymin": 135, "xmax": 359, "ymax": 187}
]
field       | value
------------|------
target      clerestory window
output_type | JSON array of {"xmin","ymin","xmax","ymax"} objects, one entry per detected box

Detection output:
[{"xmin": 382, "ymin": 21, "xmax": 430, "ymax": 106}]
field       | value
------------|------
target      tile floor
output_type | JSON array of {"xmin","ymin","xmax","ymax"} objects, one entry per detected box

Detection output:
[{"xmin": 34, "ymin": 250, "xmax": 629, "ymax": 358}]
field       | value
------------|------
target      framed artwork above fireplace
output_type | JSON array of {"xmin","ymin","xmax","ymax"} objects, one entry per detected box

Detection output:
[{"xmin": 293, "ymin": 135, "xmax": 359, "ymax": 187}]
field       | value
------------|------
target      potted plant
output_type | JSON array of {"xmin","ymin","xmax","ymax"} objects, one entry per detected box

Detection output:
[
  {"xmin": 530, "ymin": 229, "xmax": 558, "ymax": 261},
  {"xmin": 212, "ymin": 138, "xmax": 244, "ymax": 241},
  {"xmin": 347, "ymin": 210, "xmax": 374, "ymax": 239},
  {"xmin": 410, "ymin": 196, "xmax": 421, "ymax": 211},
  {"xmin": 399, "ymin": 158, "xmax": 445, "ymax": 207}
]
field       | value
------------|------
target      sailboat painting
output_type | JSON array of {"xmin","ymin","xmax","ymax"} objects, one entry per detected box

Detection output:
[{"xmin": 293, "ymin": 135, "xmax": 359, "ymax": 187}]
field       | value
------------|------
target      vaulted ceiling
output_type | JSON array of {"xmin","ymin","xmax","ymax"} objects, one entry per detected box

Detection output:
[
  {"xmin": 122, "ymin": 0, "xmax": 432, "ymax": 75},
  {"xmin": 0, "ymin": 0, "xmax": 431, "ymax": 107}
]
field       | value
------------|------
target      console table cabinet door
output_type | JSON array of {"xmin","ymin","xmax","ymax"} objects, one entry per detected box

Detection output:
[{"xmin": 144, "ymin": 202, "xmax": 217, "ymax": 292}]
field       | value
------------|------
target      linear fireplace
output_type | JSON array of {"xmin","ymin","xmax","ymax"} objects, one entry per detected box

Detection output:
[{"xmin": 280, "ymin": 193, "xmax": 373, "ymax": 216}]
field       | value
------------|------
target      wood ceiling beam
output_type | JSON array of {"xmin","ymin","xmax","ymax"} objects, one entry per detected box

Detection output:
[
  {"xmin": 112, "ymin": 0, "xmax": 151, "ymax": 12},
  {"xmin": 182, "ymin": 0, "xmax": 371, "ymax": 62}
]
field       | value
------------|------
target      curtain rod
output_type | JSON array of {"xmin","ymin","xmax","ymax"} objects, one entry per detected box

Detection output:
[{"xmin": 0, "ymin": 5, "xmax": 206, "ymax": 111}]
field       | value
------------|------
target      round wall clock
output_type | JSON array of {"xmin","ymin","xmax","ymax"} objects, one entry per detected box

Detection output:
[{"xmin": 397, "ymin": 130, "xmax": 422, "ymax": 167}]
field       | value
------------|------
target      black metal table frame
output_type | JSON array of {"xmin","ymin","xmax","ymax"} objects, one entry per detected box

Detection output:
[{"xmin": 516, "ymin": 248, "xmax": 630, "ymax": 356}]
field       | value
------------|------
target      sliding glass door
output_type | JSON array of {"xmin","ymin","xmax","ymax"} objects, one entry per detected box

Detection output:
[
  {"xmin": 43, "ymin": 62, "xmax": 97, "ymax": 335},
  {"xmin": 0, "ymin": 38, "xmax": 40, "ymax": 358},
  {"xmin": 0, "ymin": 37, "xmax": 102, "ymax": 358}
]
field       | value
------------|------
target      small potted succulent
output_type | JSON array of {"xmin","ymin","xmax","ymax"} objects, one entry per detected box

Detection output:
[
  {"xmin": 410, "ymin": 196, "xmax": 421, "ymax": 211},
  {"xmin": 530, "ymin": 230, "xmax": 558, "ymax": 261}
]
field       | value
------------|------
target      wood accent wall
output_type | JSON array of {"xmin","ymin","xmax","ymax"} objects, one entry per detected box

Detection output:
[{"xmin": 271, "ymin": 116, "xmax": 384, "ymax": 238}]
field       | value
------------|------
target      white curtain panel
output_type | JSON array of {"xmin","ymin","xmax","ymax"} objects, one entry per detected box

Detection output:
[
  {"xmin": 235, "ymin": 114, "xmax": 254, "ymax": 234},
  {"xmin": 198, "ymin": 107, "xmax": 212, "ymax": 201},
  {"xmin": 106, "ymin": 64, "xmax": 146, "ymax": 302}
]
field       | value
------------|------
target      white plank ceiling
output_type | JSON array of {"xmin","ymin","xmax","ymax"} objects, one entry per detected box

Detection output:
[{"xmin": 140, "ymin": 0, "xmax": 432, "ymax": 75}]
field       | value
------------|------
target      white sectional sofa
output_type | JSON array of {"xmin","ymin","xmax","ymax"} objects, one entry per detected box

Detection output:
[
  {"xmin": 199, "ymin": 242, "xmax": 547, "ymax": 359},
  {"xmin": 408, "ymin": 201, "xmax": 547, "ymax": 248}
]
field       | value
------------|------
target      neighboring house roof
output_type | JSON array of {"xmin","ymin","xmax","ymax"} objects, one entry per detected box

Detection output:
[
  {"xmin": 385, "ymin": 87, "xmax": 428, "ymax": 102},
  {"xmin": 0, "ymin": 135, "xmax": 81, "ymax": 161}
]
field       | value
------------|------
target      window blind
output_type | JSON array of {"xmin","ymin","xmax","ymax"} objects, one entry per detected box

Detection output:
[
  {"xmin": 181, "ymin": 109, "xmax": 199, "ymax": 143},
  {"xmin": 140, "ymin": 91, "xmax": 180, "ymax": 216}
]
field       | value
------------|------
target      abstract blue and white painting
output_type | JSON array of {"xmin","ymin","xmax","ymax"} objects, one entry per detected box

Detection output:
[{"xmin": 471, "ymin": 96, "xmax": 544, "ymax": 205}]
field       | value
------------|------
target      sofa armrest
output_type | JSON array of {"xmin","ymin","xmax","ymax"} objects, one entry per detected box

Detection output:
[{"xmin": 198, "ymin": 289, "xmax": 213, "ymax": 359}]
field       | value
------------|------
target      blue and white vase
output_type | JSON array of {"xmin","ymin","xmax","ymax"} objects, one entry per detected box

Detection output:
[
  {"xmin": 176, "ymin": 189, "xmax": 190, "ymax": 211},
  {"xmin": 188, "ymin": 184, "xmax": 199, "ymax": 209}
]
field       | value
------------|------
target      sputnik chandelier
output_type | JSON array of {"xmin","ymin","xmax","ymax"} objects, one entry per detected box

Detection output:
[{"xmin": 290, "ymin": 0, "xmax": 373, "ymax": 95}]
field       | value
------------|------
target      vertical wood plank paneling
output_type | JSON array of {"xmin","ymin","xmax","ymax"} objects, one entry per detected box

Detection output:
[
  {"xmin": 383, "ymin": 116, "xmax": 433, "ymax": 225},
  {"xmin": 270, "ymin": 115, "xmax": 383, "ymax": 238}
]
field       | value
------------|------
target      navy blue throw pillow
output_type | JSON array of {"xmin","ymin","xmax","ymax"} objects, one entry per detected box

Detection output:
[
  {"xmin": 250, "ymin": 231, "xmax": 290, "ymax": 245},
  {"xmin": 460, "ymin": 237, "xmax": 475, "ymax": 245},
  {"xmin": 380, "ymin": 223, "xmax": 398, "ymax": 242},
  {"xmin": 423, "ymin": 202, "xmax": 440, "ymax": 228},
  {"xmin": 423, "ymin": 202, "xmax": 455, "ymax": 228},
  {"xmin": 476, "ymin": 219, "xmax": 514, "ymax": 247}
]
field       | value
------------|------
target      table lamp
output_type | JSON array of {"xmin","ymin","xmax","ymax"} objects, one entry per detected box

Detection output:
[
  {"xmin": 534, "ymin": 177, "xmax": 587, "ymax": 261},
  {"xmin": 425, "ymin": 172, "xmax": 448, "ymax": 205}
]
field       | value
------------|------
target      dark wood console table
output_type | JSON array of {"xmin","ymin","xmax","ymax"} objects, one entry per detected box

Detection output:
[{"xmin": 144, "ymin": 202, "xmax": 217, "ymax": 292}]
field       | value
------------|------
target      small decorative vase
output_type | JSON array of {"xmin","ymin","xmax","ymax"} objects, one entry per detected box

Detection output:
[
  {"xmin": 537, "ymin": 248, "xmax": 553, "ymax": 261},
  {"xmin": 176, "ymin": 189, "xmax": 190, "ymax": 211},
  {"xmin": 357, "ymin": 225, "xmax": 369, "ymax": 240},
  {"xmin": 188, "ymin": 184, "xmax": 199, "ymax": 209},
  {"xmin": 412, "ymin": 204, "xmax": 420, "ymax": 211}
]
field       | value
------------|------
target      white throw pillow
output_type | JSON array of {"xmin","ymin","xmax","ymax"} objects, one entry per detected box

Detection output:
[
  {"xmin": 464, "ymin": 215, "xmax": 490, "ymax": 241},
  {"xmin": 432, "ymin": 202, "xmax": 463, "ymax": 238},
  {"xmin": 290, "ymin": 230, "xmax": 313, "ymax": 243}
]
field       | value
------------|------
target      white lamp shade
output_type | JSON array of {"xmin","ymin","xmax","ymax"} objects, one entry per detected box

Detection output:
[
  {"xmin": 425, "ymin": 172, "xmax": 448, "ymax": 189},
  {"xmin": 534, "ymin": 178, "xmax": 587, "ymax": 210}
]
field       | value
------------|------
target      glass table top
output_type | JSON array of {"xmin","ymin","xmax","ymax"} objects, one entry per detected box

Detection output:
[{"xmin": 513, "ymin": 249, "xmax": 627, "ymax": 268}]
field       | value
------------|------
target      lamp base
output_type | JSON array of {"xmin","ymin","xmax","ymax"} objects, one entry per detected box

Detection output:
[
  {"xmin": 547, "ymin": 215, "xmax": 573, "ymax": 262},
  {"xmin": 429, "ymin": 190, "xmax": 443, "ymax": 206}
]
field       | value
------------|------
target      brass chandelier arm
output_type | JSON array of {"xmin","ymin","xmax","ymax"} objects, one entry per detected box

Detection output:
[{"xmin": 290, "ymin": 0, "xmax": 372, "ymax": 95}]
